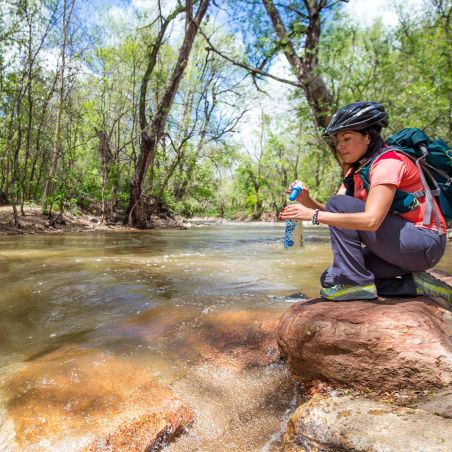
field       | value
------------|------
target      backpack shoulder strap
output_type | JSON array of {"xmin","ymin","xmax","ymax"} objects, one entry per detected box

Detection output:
[
  {"xmin": 358, "ymin": 147, "xmax": 400, "ymax": 190},
  {"xmin": 366, "ymin": 146, "xmax": 401, "ymax": 170}
]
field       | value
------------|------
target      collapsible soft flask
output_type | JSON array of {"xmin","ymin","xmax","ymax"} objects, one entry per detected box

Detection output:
[{"xmin": 284, "ymin": 185, "xmax": 303, "ymax": 250}]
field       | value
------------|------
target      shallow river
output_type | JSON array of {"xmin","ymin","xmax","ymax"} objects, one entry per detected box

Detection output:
[{"xmin": 0, "ymin": 223, "xmax": 450, "ymax": 450}]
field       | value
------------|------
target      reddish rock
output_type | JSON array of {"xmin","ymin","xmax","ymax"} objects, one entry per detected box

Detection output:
[
  {"xmin": 87, "ymin": 407, "xmax": 192, "ymax": 451},
  {"xmin": 108, "ymin": 305, "xmax": 191, "ymax": 342},
  {"xmin": 106, "ymin": 308, "xmax": 280, "ymax": 372},
  {"xmin": 184, "ymin": 310, "xmax": 281, "ymax": 371},
  {"xmin": 278, "ymin": 297, "xmax": 452, "ymax": 392},
  {"xmin": 3, "ymin": 346, "xmax": 193, "ymax": 450}
]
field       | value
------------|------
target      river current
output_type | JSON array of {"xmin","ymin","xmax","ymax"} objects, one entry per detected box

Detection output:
[{"xmin": 0, "ymin": 222, "xmax": 450, "ymax": 450}]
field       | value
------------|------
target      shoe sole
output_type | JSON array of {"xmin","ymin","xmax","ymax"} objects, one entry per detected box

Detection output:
[
  {"xmin": 414, "ymin": 274, "xmax": 452, "ymax": 303},
  {"xmin": 321, "ymin": 293, "xmax": 378, "ymax": 301},
  {"xmin": 320, "ymin": 286, "xmax": 378, "ymax": 301}
]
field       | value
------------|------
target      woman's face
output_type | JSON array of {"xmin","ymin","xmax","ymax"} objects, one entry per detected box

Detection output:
[{"xmin": 333, "ymin": 130, "xmax": 370, "ymax": 164}]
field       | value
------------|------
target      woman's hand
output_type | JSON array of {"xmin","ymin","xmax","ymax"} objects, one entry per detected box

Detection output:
[
  {"xmin": 287, "ymin": 180, "xmax": 311, "ymax": 205},
  {"xmin": 279, "ymin": 204, "xmax": 314, "ymax": 221}
]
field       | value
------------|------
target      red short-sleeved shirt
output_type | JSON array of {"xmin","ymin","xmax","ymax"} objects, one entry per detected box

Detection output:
[{"xmin": 349, "ymin": 150, "xmax": 446, "ymax": 232}]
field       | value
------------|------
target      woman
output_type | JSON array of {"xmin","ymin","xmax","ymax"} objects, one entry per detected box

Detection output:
[{"xmin": 279, "ymin": 101, "xmax": 451, "ymax": 302}]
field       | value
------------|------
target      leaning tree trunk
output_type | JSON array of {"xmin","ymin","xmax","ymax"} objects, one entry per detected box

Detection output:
[
  {"xmin": 126, "ymin": 0, "xmax": 210, "ymax": 227},
  {"xmin": 262, "ymin": 0, "xmax": 343, "ymax": 165}
]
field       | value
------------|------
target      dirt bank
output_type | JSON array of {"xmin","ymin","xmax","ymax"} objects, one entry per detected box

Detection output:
[{"xmin": 0, "ymin": 205, "xmax": 190, "ymax": 235}]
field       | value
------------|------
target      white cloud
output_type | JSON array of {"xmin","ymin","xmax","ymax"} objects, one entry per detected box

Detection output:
[
  {"xmin": 132, "ymin": 0, "xmax": 179, "ymax": 17},
  {"xmin": 343, "ymin": 0, "xmax": 426, "ymax": 28}
]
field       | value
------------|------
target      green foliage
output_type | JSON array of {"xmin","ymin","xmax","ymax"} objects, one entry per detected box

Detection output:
[
  {"xmin": 319, "ymin": 4, "xmax": 451, "ymax": 141},
  {"xmin": 170, "ymin": 158, "xmax": 219, "ymax": 217},
  {"xmin": 0, "ymin": 0, "xmax": 450, "ymax": 222}
]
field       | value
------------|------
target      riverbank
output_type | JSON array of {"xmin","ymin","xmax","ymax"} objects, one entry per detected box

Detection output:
[
  {"xmin": 0, "ymin": 206, "xmax": 287, "ymax": 235},
  {"xmin": 1, "ymin": 205, "xmax": 450, "ymax": 243},
  {"xmin": 0, "ymin": 205, "xmax": 193, "ymax": 235}
]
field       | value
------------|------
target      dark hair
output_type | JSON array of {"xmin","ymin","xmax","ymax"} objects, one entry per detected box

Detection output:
[{"xmin": 361, "ymin": 126, "xmax": 384, "ymax": 161}]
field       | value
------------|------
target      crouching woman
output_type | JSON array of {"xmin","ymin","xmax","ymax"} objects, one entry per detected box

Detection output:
[{"xmin": 279, "ymin": 101, "xmax": 452, "ymax": 302}]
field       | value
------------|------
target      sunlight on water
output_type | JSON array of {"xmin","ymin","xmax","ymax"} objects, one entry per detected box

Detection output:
[{"xmin": 0, "ymin": 223, "xmax": 450, "ymax": 450}]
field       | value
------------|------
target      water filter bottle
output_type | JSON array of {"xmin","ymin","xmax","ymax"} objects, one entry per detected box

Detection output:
[{"xmin": 284, "ymin": 185, "xmax": 303, "ymax": 250}]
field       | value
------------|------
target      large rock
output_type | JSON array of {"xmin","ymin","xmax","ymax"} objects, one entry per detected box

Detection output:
[
  {"xmin": 1, "ymin": 346, "xmax": 192, "ymax": 450},
  {"xmin": 278, "ymin": 297, "xmax": 452, "ymax": 392},
  {"xmin": 283, "ymin": 394, "xmax": 452, "ymax": 452}
]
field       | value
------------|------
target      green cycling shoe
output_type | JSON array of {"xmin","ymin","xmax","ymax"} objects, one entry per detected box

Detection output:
[
  {"xmin": 320, "ymin": 283, "xmax": 378, "ymax": 301},
  {"xmin": 413, "ymin": 271, "xmax": 452, "ymax": 303}
]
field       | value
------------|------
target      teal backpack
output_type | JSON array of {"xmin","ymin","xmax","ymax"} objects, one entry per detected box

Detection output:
[{"xmin": 352, "ymin": 128, "xmax": 452, "ymax": 234}]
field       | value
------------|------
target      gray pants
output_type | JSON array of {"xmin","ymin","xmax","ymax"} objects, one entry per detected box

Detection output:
[{"xmin": 321, "ymin": 195, "xmax": 447, "ymax": 296}]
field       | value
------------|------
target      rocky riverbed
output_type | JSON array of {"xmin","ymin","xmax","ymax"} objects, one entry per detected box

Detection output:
[{"xmin": 0, "ymin": 308, "xmax": 291, "ymax": 450}]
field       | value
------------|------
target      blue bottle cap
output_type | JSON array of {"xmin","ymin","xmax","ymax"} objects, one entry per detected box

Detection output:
[{"xmin": 289, "ymin": 186, "xmax": 302, "ymax": 201}]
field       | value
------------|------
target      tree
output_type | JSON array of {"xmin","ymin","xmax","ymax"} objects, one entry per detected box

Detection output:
[
  {"xmin": 42, "ymin": 0, "xmax": 76, "ymax": 214},
  {"xmin": 213, "ymin": 0, "xmax": 348, "ymax": 165},
  {"xmin": 1, "ymin": 0, "xmax": 450, "ymax": 224},
  {"xmin": 318, "ymin": 1, "xmax": 451, "ymax": 141},
  {"xmin": 166, "ymin": 43, "xmax": 248, "ymax": 209},
  {"xmin": 126, "ymin": 0, "xmax": 210, "ymax": 227},
  {"xmin": 0, "ymin": 0, "xmax": 60, "ymax": 227}
]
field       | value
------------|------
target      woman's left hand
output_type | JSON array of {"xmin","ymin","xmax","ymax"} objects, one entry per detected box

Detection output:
[{"xmin": 279, "ymin": 204, "xmax": 314, "ymax": 221}]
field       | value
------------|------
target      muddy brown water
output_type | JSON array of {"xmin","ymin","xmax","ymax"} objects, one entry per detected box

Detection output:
[{"xmin": 0, "ymin": 223, "xmax": 450, "ymax": 451}]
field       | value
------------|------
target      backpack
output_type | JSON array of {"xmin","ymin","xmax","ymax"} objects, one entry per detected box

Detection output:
[
  {"xmin": 386, "ymin": 128, "xmax": 452, "ymax": 233},
  {"xmin": 345, "ymin": 128, "xmax": 452, "ymax": 235}
]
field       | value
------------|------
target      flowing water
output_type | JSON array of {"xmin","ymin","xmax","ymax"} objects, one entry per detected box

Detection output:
[{"xmin": 0, "ymin": 223, "xmax": 450, "ymax": 451}]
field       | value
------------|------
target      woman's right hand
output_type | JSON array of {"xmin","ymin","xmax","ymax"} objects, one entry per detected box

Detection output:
[{"xmin": 287, "ymin": 181, "xmax": 311, "ymax": 205}]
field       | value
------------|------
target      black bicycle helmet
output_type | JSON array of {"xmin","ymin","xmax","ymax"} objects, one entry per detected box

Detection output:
[{"xmin": 324, "ymin": 101, "xmax": 388, "ymax": 136}]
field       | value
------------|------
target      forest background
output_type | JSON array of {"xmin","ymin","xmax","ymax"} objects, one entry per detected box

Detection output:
[{"xmin": 0, "ymin": 0, "xmax": 450, "ymax": 228}]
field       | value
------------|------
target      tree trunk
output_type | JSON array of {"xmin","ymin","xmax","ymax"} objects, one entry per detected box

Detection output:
[
  {"xmin": 261, "ymin": 0, "xmax": 342, "ymax": 165},
  {"xmin": 8, "ymin": 75, "xmax": 27, "ymax": 228},
  {"xmin": 20, "ymin": 12, "xmax": 35, "ymax": 216},
  {"xmin": 126, "ymin": 0, "xmax": 210, "ymax": 227},
  {"xmin": 42, "ymin": 0, "xmax": 76, "ymax": 213},
  {"xmin": 96, "ymin": 129, "xmax": 113, "ymax": 222}
]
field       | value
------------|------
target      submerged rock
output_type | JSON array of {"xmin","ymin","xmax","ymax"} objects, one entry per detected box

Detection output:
[
  {"xmin": 166, "ymin": 362, "xmax": 298, "ymax": 451},
  {"xmin": 106, "ymin": 307, "xmax": 280, "ymax": 372},
  {"xmin": 2, "ymin": 346, "xmax": 192, "ymax": 450},
  {"xmin": 185, "ymin": 310, "xmax": 281, "ymax": 371},
  {"xmin": 283, "ymin": 394, "xmax": 452, "ymax": 452},
  {"xmin": 278, "ymin": 297, "xmax": 452, "ymax": 392}
]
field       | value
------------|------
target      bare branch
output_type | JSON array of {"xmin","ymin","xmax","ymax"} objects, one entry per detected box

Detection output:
[
  {"xmin": 200, "ymin": 29, "xmax": 302, "ymax": 88},
  {"xmin": 139, "ymin": 3, "xmax": 187, "ymax": 131}
]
